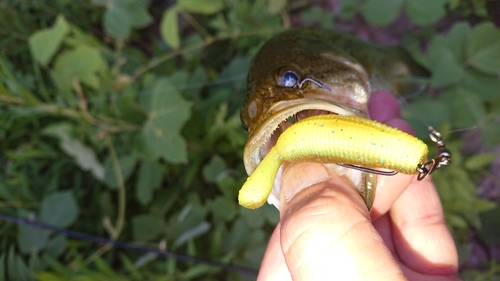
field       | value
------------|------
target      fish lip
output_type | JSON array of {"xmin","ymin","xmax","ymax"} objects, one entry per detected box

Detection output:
[{"xmin": 243, "ymin": 96, "xmax": 368, "ymax": 175}]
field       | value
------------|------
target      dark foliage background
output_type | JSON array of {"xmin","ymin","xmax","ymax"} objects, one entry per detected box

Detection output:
[{"xmin": 1, "ymin": 0, "xmax": 499, "ymax": 280}]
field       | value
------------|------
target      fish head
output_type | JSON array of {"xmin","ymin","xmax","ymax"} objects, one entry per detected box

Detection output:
[
  {"xmin": 242, "ymin": 29, "xmax": 377, "ymax": 170},
  {"xmin": 240, "ymin": 27, "xmax": 430, "ymax": 210}
]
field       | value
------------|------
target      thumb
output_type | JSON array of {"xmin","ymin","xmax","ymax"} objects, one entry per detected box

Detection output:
[{"xmin": 277, "ymin": 162, "xmax": 406, "ymax": 281}]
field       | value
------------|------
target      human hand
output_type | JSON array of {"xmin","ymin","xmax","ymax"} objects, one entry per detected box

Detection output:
[{"xmin": 257, "ymin": 92, "xmax": 460, "ymax": 281}]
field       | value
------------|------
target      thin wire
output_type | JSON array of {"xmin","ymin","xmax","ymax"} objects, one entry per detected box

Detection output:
[{"xmin": 0, "ymin": 213, "xmax": 258, "ymax": 276}]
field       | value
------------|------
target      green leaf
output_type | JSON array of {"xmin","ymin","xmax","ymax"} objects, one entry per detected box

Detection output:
[
  {"xmin": 40, "ymin": 191, "xmax": 79, "ymax": 228},
  {"xmin": 104, "ymin": 154, "xmax": 137, "ymax": 189},
  {"xmin": 132, "ymin": 214, "xmax": 164, "ymax": 241},
  {"xmin": 360, "ymin": 0, "xmax": 403, "ymax": 27},
  {"xmin": 160, "ymin": 7, "xmax": 180, "ymax": 49},
  {"xmin": 467, "ymin": 22, "xmax": 500, "ymax": 74},
  {"xmin": 44, "ymin": 235, "xmax": 68, "ymax": 259},
  {"xmin": 171, "ymin": 204, "xmax": 210, "ymax": 247},
  {"xmin": 427, "ymin": 47, "xmax": 464, "ymax": 87},
  {"xmin": 451, "ymin": 89, "xmax": 486, "ymax": 128},
  {"xmin": 405, "ymin": 0, "xmax": 446, "ymax": 26},
  {"xmin": 136, "ymin": 161, "xmax": 163, "ymax": 205},
  {"xmin": 28, "ymin": 15, "xmax": 70, "ymax": 65},
  {"xmin": 43, "ymin": 123, "xmax": 105, "ymax": 181},
  {"xmin": 202, "ymin": 155, "xmax": 227, "ymax": 183},
  {"xmin": 209, "ymin": 196, "xmax": 237, "ymax": 222},
  {"xmin": 403, "ymin": 98, "xmax": 451, "ymax": 137},
  {"xmin": 464, "ymin": 153, "xmax": 496, "ymax": 171},
  {"xmin": 462, "ymin": 69, "xmax": 500, "ymax": 102},
  {"xmin": 103, "ymin": 0, "xmax": 152, "ymax": 38},
  {"xmin": 178, "ymin": 0, "xmax": 224, "ymax": 15},
  {"xmin": 137, "ymin": 78, "xmax": 191, "ymax": 163},
  {"xmin": 173, "ymin": 221, "xmax": 210, "ymax": 247},
  {"xmin": 104, "ymin": 4, "xmax": 131, "ymax": 38},
  {"xmin": 51, "ymin": 45, "xmax": 106, "ymax": 91},
  {"xmin": 18, "ymin": 223, "xmax": 47, "ymax": 254},
  {"xmin": 433, "ymin": 22, "xmax": 471, "ymax": 61}
]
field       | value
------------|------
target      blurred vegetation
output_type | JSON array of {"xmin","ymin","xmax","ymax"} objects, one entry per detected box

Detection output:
[{"xmin": 1, "ymin": 0, "xmax": 499, "ymax": 280}]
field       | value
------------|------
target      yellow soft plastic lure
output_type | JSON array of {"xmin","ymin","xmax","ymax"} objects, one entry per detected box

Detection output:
[{"xmin": 238, "ymin": 114, "xmax": 428, "ymax": 209}]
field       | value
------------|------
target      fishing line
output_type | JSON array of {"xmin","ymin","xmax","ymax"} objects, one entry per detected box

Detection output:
[{"xmin": 0, "ymin": 213, "xmax": 258, "ymax": 276}]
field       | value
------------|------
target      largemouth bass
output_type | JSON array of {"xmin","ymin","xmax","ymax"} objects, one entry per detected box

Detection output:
[{"xmin": 240, "ymin": 28, "xmax": 429, "ymax": 210}]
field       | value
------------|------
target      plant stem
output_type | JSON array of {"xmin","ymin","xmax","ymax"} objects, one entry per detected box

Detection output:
[{"xmin": 83, "ymin": 136, "xmax": 126, "ymax": 264}]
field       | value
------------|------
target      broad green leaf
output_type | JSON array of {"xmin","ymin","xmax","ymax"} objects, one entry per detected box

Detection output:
[
  {"xmin": 178, "ymin": 0, "xmax": 224, "ymax": 15},
  {"xmin": 104, "ymin": 4, "xmax": 131, "ymax": 38},
  {"xmin": 360, "ymin": 0, "xmax": 403, "ymax": 27},
  {"xmin": 427, "ymin": 47, "xmax": 464, "ymax": 87},
  {"xmin": 40, "ymin": 191, "xmax": 79, "ymax": 228},
  {"xmin": 136, "ymin": 161, "xmax": 163, "ymax": 205},
  {"xmin": 403, "ymin": 98, "xmax": 451, "ymax": 138},
  {"xmin": 160, "ymin": 7, "xmax": 180, "ymax": 49},
  {"xmin": 139, "ymin": 122, "xmax": 188, "ymax": 163},
  {"xmin": 405, "ymin": 0, "xmax": 446, "ymax": 26},
  {"xmin": 137, "ymin": 78, "xmax": 191, "ymax": 163},
  {"xmin": 202, "ymin": 155, "xmax": 227, "ymax": 183},
  {"xmin": 28, "ymin": 15, "xmax": 70, "ymax": 65},
  {"xmin": 44, "ymin": 235, "xmax": 68, "ymax": 259},
  {"xmin": 451, "ymin": 89, "xmax": 486, "ymax": 128},
  {"xmin": 103, "ymin": 0, "xmax": 152, "ymax": 38},
  {"xmin": 209, "ymin": 196, "xmax": 237, "ymax": 222},
  {"xmin": 43, "ymin": 123, "xmax": 105, "ymax": 181},
  {"xmin": 467, "ymin": 22, "xmax": 500, "ymax": 74},
  {"xmin": 428, "ymin": 22, "xmax": 470, "ymax": 62},
  {"xmin": 462, "ymin": 69, "xmax": 500, "ymax": 102},
  {"xmin": 51, "ymin": 46, "xmax": 106, "ymax": 91},
  {"xmin": 131, "ymin": 214, "xmax": 164, "ymax": 241},
  {"xmin": 126, "ymin": 1, "xmax": 153, "ymax": 28},
  {"xmin": 18, "ymin": 224, "xmax": 47, "ymax": 254}
]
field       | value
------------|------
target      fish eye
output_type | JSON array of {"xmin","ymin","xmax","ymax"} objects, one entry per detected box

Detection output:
[{"xmin": 277, "ymin": 69, "xmax": 299, "ymax": 88}]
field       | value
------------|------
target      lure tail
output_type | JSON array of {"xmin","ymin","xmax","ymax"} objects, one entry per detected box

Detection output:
[{"xmin": 238, "ymin": 148, "xmax": 282, "ymax": 209}]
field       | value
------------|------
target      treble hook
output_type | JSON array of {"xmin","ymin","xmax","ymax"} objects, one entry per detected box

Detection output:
[{"xmin": 416, "ymin": 127, "xmax": 451, "ymax": 181}]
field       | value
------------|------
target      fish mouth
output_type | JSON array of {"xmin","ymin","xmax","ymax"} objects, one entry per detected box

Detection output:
[{"xmin": 243, "ymin": 94, "xmax": 376, "ymax": 210}]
